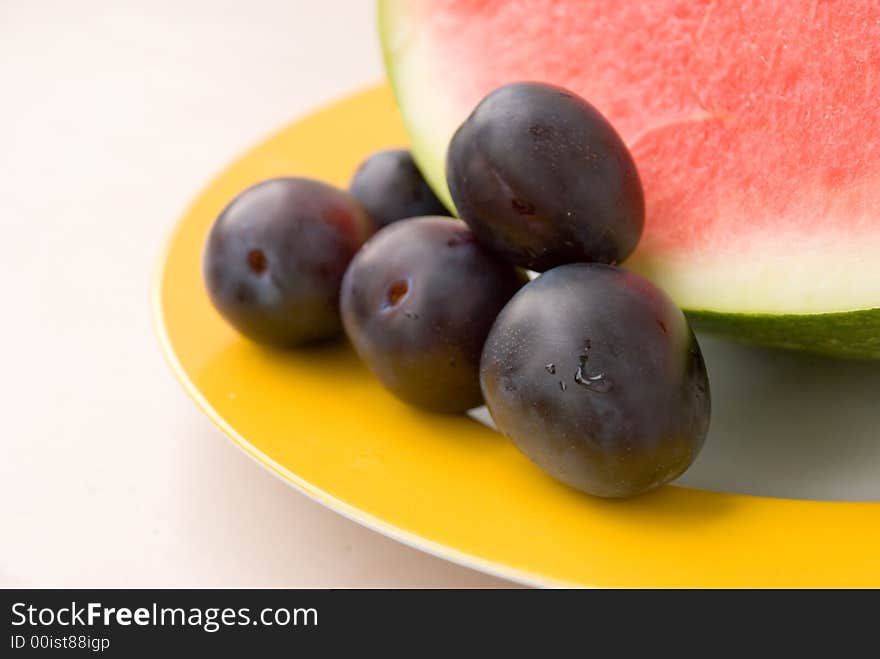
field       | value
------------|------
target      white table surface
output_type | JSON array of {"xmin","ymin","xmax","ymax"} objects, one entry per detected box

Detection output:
[{"xmin": 1, "ymin": 0, "xmax": 511, "ymax": 587}]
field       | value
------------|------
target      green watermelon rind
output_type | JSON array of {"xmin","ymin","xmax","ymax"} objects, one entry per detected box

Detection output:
[
  {"xmin": 688, "ymin": 308, "xmax": 880, "ymax": 359},
  {"xmin": 378, "ymin": 0, "xmax": 880, "ymax": 360},
  {"xmin": 378, "ymin": 0, "xmax": 456, "ymax": 211}
]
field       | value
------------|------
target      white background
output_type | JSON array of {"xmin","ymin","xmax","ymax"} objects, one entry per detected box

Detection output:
[{"xmin": 1, "ymin": 0, "xmax": 509, "ymax": 587}]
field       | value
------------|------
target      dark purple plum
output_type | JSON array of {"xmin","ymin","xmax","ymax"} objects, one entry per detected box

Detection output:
[
  {"xmin": 349, "ymin": 149, "xmax": 448, "ymax": 227},
  {"xmin": 446, "ymin": 82, "xmax": 644, "ymax": 271},
  {"xmin": 340, "ymin": 217, "xmax": 526, "ymax": 413},
  {"xmin": 203, "ymin": 177, "xmax": 375, "ymax": 346},
  {"xmin": 481, "ymin": 264, "xmax": 710, "ymax": 498}
]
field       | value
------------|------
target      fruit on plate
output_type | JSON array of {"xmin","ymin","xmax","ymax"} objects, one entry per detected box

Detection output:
[
  {"xmin": 379, "ymin": 0, "xmax": 880, "ymax": 358},
  {"xmin": 446, "ymin": 82, "xmax": 644, "ymax": 271},
  {"xmin": 481, "ymin": 263, "xmax": 711, "ymax": 498},
  {"xmin": 340, "ymin": 216, "xmax": 526, "ymax": 413},
  {"xmin": 350, "ymin": 148, "xmax": 448, "ymax": 227},
  {"xmin": 203, "ymin": 177, "xmax": 375, "ymax": 346}
]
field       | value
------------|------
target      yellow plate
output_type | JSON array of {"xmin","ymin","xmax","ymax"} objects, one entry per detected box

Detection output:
[{"xmin": 154, "ymin": 85, "xmax": 880, "ymax": 587}]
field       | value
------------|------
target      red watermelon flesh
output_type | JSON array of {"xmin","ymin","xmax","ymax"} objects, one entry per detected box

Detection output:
[{"xmin": 380, "ymin": 0, "xmax": 880, "ymax": 356}]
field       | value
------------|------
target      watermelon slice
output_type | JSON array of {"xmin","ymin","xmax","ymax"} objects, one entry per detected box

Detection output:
[{"xmin": 379, "ymin": 0, "xmax": 880, "ymax": 358}]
